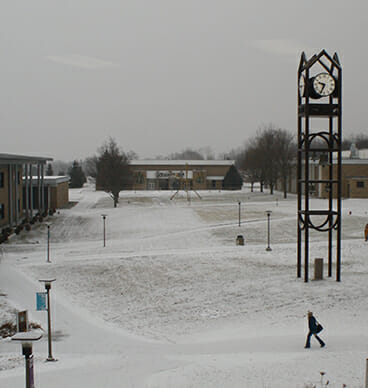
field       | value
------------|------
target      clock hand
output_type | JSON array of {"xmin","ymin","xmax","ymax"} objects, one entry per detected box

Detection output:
[{"xmin": 320, "ymin": 82, "xmax": 326, "ymax": 92}]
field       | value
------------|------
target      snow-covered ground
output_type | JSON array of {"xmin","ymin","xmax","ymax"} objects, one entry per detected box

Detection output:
[{"xmin": 1, "ymin": 184, "xmax": 368, "ymax": 387}]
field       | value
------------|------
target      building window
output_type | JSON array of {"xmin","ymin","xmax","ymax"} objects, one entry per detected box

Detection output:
[
  {"xmin": 0, "ymin": 172, "xmax": 4, "ymax": 188},
  {"xmin": 357, "ymin": 181, "xmax": 365, "ymax": 188},
  {"xmin": 0, "ymin": 204, "xmax": 4, "ymax": 219}
]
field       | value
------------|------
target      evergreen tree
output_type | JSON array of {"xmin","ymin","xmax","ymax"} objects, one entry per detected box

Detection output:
[
  {"xmin": 46, "ymin": 163, "xmax": 54, "ymax": 176},
  {"xmin": 68, "ymin": 160, "xmax": 87, "ymax": 188},
  {"xmin": 96, "ymin": 138, "xmax": 131, "ymax": 207}
]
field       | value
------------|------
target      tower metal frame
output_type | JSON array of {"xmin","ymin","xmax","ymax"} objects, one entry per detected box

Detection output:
[{"xmin": 297, "ymin": 50, "xmax": 342, "ymax": 282}]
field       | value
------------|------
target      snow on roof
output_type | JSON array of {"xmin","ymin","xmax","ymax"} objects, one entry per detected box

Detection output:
[
  {"xmin": 24, "ymin": 176, "xmax": 69, "ymax": 185},
  {"xmin": 130, "ymin": 160, "xmax": 235, "ymax": 166},
  {"xmin": 341, "ymin": 148, "xmax": 368, "ymax": 160},
  {"xmin": 0, "ymin": 153, "xmax": 53, "ymax": 164}
]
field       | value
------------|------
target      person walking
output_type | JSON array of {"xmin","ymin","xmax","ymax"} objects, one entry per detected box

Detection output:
[{"xmin": 305, "ymin": 311, "xmax": 325, "ymax": 348}]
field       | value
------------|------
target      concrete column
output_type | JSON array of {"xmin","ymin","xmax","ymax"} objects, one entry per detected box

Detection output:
[
  {"xmin": 14, "ymin": 165, "xmax": 19, "ymax": 224},
  {"xmin": 8, "ymin": 165, "xmax": 13, "ymax": 227},
  {"xmin": 30, "ymin": 165, "xmax": 33, "ymax": 218},
  {"xmin": 37, "ymin": 164, "xmax": 41, "ymax": 214},
  {"xmin": 24, "ymin": 164, "xmax": 29, "ymax": 220},
  {"xmin": 40, "ymin": 164, "xmax": 45, "ymax": 213}
]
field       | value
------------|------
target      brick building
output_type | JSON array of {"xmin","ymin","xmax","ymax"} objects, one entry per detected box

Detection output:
[
  {"xmin": 0, "ymin": 153, "xmax": 52, "ymax": 232},
  {"xmin": 24, "ymin": 176, "xmax": 70, "ymax": 210},
  {"xmin": 282, "ymin": 146, "xmax": 368, "ymax": 198},
  {"xmin": 0, "ymin": 154, "xmax": 69, "ymax": 243},
  {"xmin": 129, "ymin": 160, "xmax": 243, "ymax": 191}
]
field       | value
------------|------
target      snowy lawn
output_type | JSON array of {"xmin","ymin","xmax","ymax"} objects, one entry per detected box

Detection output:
[{"xmin": 1, "ymin": 185, "xmax": 368, "ymax": 387}]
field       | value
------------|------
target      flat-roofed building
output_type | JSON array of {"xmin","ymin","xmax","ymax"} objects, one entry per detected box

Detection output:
[
  {"xmin": 281, "ymin": 146, "xmax": 368, "ymax": 199},
  {"xmin": 24, "ymin": 176, "xmax": 70, "ymax": 211},
  {"xmin": 129, "ymin": 160, "xmax": 243, "ymax": 191},
  {"xmin": 0, "ymin": 153, "xmax": 52, "ymax": 234}
]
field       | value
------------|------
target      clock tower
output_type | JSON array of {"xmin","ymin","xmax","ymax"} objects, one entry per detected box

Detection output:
[{"xmin": 297, "ymin": 50, "xmax": 342, "ymax": 282}]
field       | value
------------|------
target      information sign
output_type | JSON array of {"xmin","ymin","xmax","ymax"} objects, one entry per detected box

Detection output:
[{"xmin": 36, "ymin": 292, "xmax": 47, "ymax": 311}]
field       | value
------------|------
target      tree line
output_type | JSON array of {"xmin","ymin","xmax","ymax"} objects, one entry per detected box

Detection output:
[
  {"xmin": 46, "ymin": 130, "xmax": 368, "ymax": 205},
  {"xmin": 236, "ymin": 124, "xmax": 296, "ymax": 198}
]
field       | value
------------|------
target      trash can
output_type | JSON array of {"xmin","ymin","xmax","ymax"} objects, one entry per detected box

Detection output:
[
  {"xmin": 314, "ymin": 258, "xmax": 323, "ymax": 280},
  {"xmin": 236, "ymin": 235, "xmax": 244, "ymax": 246}
]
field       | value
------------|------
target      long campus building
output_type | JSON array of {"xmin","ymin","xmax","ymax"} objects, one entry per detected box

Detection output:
[
  {"xmin": 0, "ymin": 153, "xmax": 69, "ymax": 238},
  {"xmin": 129, "ymin": 160, "xmax": 243, "ymax": 191}
]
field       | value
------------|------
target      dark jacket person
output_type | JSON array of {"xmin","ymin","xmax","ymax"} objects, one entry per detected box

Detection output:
[{"xmin": 305, "ymin": 311, "xmax": 325, "ymax": 348}]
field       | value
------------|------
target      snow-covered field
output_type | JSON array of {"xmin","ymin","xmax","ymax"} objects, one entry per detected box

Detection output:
[{"xmin": 1, "ymin": 184, "xmax": 368, "ymax": 387}]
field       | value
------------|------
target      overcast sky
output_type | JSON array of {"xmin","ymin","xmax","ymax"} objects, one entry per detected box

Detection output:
[{"xmin": 1, "ymin": 1, "xmax": 367, "ymax": 161}]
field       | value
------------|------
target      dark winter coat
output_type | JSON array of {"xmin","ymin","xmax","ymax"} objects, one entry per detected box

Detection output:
[{"xmin": 308, "ymin": 316, "xmax": 318, "ymax": 334}]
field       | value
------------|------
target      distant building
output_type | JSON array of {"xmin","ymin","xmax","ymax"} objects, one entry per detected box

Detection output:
[
  {"xmin": 24, "ymin": 176, "xmax": 70, "ymax": 210},
  {"xmin": 283, "ymin": 146, "xmax": 368, "ymax": 198},
  {"xmin": 0, "ymin": 153, "xmax": 53, "ymax": 230},
  {"xmin": 0, "ymin": 153, "xmax": 69, "ymax": 242},
  {"xmin": 128, "ymin": 160, "xmax": 243, "ymax": 191}
]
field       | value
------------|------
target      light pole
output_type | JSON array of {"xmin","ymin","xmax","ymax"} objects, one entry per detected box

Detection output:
[
  {"xmin": 12, "ymin": 331, "xmax": 43, "ymax": 388},
  {"xmin": 238, "ymin": 201, "xmax": 241, "ymax": 227},
  {"xmin": 266, "ymin": 210, "xmax": 272, "ymax": 251},
  {"xmin": 46, "ymin": 224, "xmax": 51, "ymax": 263},
  {"xmin": 101, "ymin": 214, "xmax": 107, "ymax": 247},
  {"xmin": 39, "ymin": 279, "xmax": 56, "ymax": 361}
]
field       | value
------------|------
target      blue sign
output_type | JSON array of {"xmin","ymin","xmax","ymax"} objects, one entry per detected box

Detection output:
[{"xmin": 36, "ymin": 292, "xmax": 47, "ymax": 311}]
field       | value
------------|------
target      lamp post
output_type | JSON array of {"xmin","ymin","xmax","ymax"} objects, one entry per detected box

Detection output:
[
  {"xmin": 39, "ymin": 279, "xmax": 56, "ymax": 361},
  {"xmin": 12, "ymin": 331, "xmax": 42, "ymax": 388},
  {"xmin": 101, "ymin": 214, "xmax": 107, "ymax": 247},
  {"xmin": 238, "ymin": 201, "xmax": 241, "ymax": 227},
  {"xmin": 46, "ymin": 224, "xmax": 51, "ymax": 263},
  {"xmin": 266, "ymin": 210, "xmax": 272, "ymax": 251}
]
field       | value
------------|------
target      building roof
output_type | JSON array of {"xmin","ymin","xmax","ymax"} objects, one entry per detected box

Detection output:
[
  {"xmin": 206, "ymin": 176, "xmax": 225, "ymax": 180},
  {"xmin": 0, "ymin": 153, "xmax": 53, "ymax": 165},
  {"xmin": 24, "ymin": 176, "xmax": 69, "ymax": 186},
  {"xmin": 130, "ymin": 160, "xmax": 235, "ymax": 167}
]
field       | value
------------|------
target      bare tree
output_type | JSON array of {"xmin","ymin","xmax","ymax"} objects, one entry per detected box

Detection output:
[
  {"xmin": 199, "ymin": 146, "xmax": 216, "ymax": 160},
  {"xmin": 342, "ymin": 133, "xmax": 368, "ymax": 150},
  {"xmin": 240, "ymin": 141, "xmax": 264, "ymax": 192},
  {"xmin": 275, "ymin": 129, "xmax": 296, "ymax": 198},
  {"xmin": 168, "ymin": 148, "xmax": 204, "ymax": 160},
  {"xmin": 52, "ymin": 160, "xmax": 71, "ymax": 176},
  {"xmin": 46, "ymin": 163, "xmax": 54, "ymax": 176},
  {"xmin": 256, "ymin": 126, "xmax": 279, "ymax": 194},
  {"xmin": 83, "ymin": 156, "xmax": 98, "ymax": 178},
  {"xmin": 96, "ymin": 138, "xmax": 131, "ymax": 207},
  {"xmin": 240, "ymin": 124, "xmax": 296, "ymax": 196}
]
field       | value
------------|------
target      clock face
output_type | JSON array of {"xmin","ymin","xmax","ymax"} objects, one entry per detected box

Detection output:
[
  {"xmin": 299, "ymin": 75, "xmax": 305, "ymax": 97},
  {"xmin": 312, "ymin": 73, "xmax": 335, "ymax": 97}
]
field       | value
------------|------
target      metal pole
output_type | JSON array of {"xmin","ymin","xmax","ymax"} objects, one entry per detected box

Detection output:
[
  {"xmin": 47, "ymin": 225, "xmax": 50, "ymax": 263},
  {"xmin": 238, "ymin": 201, "xmax": 241, "ymax": 227},
  {"xmin": 46, "ymin": 285, "xmax": 55, "ymax": 361},
  {"xmin": 25, "ymin": 355, "xmax": 31, "ymax": 388},
  {"xmin": 102, "ymin": 216, "xmax": 106, "ymax": 247},
  {"xmin": 266, "ymin": 212, "xmax": 272, "ymax": 251},
  {"xmin": 25, "ymin": 356, "xmax": 30, "ymax": 388},
  {"xmin": 336, "ymin": 66, "xmax": 343, "ymax": 282},
  {"xmin": 22, "ymin": 343, "xmax": 33, "ymax": 388},
  {"xmin": 365, "ymin": 358, "xmax": 368, "ymax": 388}
]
